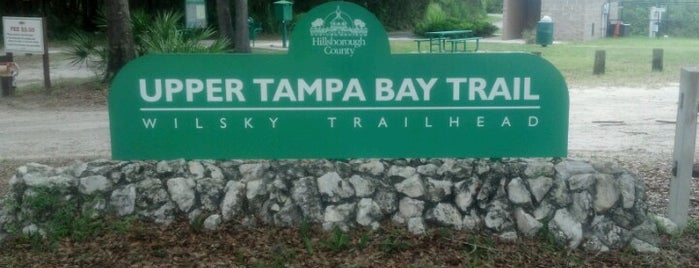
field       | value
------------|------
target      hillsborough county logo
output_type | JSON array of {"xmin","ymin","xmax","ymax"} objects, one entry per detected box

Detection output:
[{"xmin": 309, "ymin": 6, "xmax": 368, "ymax": 56}]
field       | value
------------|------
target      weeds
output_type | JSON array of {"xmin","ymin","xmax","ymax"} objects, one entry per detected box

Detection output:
[
  {"xmin": 320, "ymin": 226, "xmax": 351, "ymax": 252},
  {"xmin": 380, "ymin": 229, "xmax": 411, "ymax": 254},
  {"xmin": 7, "ymin": 187, "xmax": 136, "ymax": 252},
  {"xmin": 298, "ymin": 218, "xmax": 314, "ymax": 253}
]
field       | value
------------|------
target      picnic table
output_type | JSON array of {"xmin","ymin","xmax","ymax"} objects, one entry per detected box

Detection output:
[{"xmin": 415, "ymin": 30, "xmax": 480, "ymax": 53}]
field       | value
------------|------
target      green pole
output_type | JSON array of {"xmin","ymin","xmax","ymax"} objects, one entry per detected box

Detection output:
[{"xmin": 282, "ymin": 21, "xmax": 288, "ymax": 48}]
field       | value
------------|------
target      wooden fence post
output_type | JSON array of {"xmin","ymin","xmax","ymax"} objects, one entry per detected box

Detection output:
[
  {"xmin": 652, "ymin": 48, "xmax": 664, "ymax": 72},
  {"xmin": 669, "ymin": 67, "xmax": 699, "ymax": 229},
  {"xmin": 593, "ymin": 50, "xmax": 605, "ymax": 75}
]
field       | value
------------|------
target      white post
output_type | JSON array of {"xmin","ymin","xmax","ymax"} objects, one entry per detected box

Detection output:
[{"xmin": 669, "ymin": 67, "xmax": 699, "ymax": 228}]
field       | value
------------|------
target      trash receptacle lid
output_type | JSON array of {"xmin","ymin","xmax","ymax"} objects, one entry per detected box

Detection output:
[{"xmin": 540, "ymin": 16, "xmax": 553, "ymax": 23}]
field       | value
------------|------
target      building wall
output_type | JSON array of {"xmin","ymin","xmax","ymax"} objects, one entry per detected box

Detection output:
[
  {"xmin": 502, "ymin": 0, "xmax": 541, "ymax": 39},
  {"xmin": 541, "ymin": 0, "xmax": 610, "ymax": 41}
]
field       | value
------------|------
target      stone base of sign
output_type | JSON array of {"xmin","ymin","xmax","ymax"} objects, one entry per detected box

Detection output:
[{"xmin": 0, "ymin": 158, "xmax": 662, "ymax": 252}]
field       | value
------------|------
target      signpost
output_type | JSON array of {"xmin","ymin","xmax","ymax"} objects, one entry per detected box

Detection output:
[
  {"xmin": 669, "ymin": 67, "xmax": 699, "ymax": 229},
  {"xmin": 2, "ymin": 16, "xmax": 51, "ymax": 89},
  {"xmin": 109, "ymin": 2, "xmax": 569, "ymax": 160},
  {"xmin": 185, "ymin": 0, "xmax": 207, "ymax": 29}
]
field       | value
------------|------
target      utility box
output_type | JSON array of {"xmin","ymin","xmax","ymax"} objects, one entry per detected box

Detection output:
[
  {"xmin": 274, "ymin": 0, "xmax": 293, "ymax": 22},
  {"xmin": 185, "ymin": 0, "xmax": 207, "ymax": 28},
  {"xmin": 536, "ymin": 16, "xmax": 554, "ymax": 47}
]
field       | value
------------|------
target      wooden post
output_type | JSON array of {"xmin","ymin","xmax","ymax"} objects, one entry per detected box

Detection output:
[
  {"xmin": 593, "ymin": 50, "xmax": 606, "ymax": 75},
  {"xmin": 669, "ymin": 67, "xmax": 699, "ymax": 229},
  {"xmin": 652, "ymin": 48, "xmax": 664, "ymax": 72},
  {"xmin": 42, "ymin": 17, "xmax": 51, "ymax": 90},
  {"xmin": 0, "ymin": 53, "xmax": 14, "ymax": 97}
]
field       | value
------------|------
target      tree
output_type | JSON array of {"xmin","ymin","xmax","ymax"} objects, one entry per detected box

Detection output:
[
  {"xmin": 234, "ymin": 0, "xmax": 251, "ymax": 53},
  {"xmin": 217, "ymin": 0, "xmax": 235, "ymax": 47},
  {"xmin": 105, "ymin": 0, "xmax": 136, "ymax": 81}
]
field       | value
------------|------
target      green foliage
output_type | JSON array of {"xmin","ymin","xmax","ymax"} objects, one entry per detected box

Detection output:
[
  {"xmin": 68, "ymin": 9, "xmax": 230, "ymax": 77},
  {"xmin": 536, "ymin": 223, "xmax": 564, "ymax": 252},
  {"xmin": 16, "ymin": 187, "xmax": 104, "ymax": 250},
  {"xmin": 8, "ymin": 187, "xmax": 138, "ymax": 252},
  {"xmin": 67, "ymin": 31, "xmax": 108, "ymax": 77},
  {"xmin": 320, "ymin": 227, "xmax": 351, "ymax": 252},
  {"xmin": 621, "ymin": 2, "xmax": 699, "ymax": 38},
  {"xmin": 380, "ymin": 229, "xmax": 411, "ymax": 254},
  {"xmin": 298, "ymin": 218, "xmax": 314, "ymax": 253},
  {"xmin": 415, "ymin": 2, "xmax": 497, "ymax": 37},
  {"xmin": 358, "ymin": 231, "xmax": 370, "ymax": 250},
  {"xmin": 484, "ymin": 0, "xmax": 504, "ymax": 13},
  {"xmin": 134, "ymin": 11, "xmax": 230, "ymax": 54}
]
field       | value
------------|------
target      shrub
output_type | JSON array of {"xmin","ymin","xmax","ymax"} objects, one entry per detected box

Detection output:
[{"xmin": 414, "ymin": 3, "xmax": 497, "ymax": 37}]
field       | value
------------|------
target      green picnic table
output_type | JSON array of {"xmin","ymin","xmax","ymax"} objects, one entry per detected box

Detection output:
[{"xmin": 415, "ymin": 30, "xmax": 480, "ymax": 53}]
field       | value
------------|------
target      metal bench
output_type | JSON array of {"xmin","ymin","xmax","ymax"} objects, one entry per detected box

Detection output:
[{"xmin": 445, "ymin": 37, "xmax": 481, "ymax": 52}]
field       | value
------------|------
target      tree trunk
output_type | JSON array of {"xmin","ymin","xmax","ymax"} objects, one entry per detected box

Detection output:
[
  {"xmin": 234, "ymin": 0, "xmax": 251, "ymax": 53},
  {"xmin": 105, "ymin": 0, "xmax": 136, "ymax": 82},
  {"xmin": 217, "ymin": 0, "xmax": 235, "ymax": 48}
]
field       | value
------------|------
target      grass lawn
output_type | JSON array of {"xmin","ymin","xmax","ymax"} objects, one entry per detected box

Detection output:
[{"xmin": 389, "ymin": 37, "xmax": 699, "ymax": 88}]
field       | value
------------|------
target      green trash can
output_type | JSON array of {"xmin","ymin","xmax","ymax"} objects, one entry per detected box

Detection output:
[{"xmin": 536, "ymin": 16, "xmax": 553, "ymax": 47}]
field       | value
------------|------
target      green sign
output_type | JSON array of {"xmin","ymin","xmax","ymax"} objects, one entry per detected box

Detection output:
[{"xmin": 109, "ymin": 1, "xmax": 569, "ymax": 160}]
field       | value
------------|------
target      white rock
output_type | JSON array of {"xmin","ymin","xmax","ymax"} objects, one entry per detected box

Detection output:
[
  {"xmin": 221, "ymin": 181, "xmax": 246, "ymax": 221},
  {"xmin": 462, "ymin": 212, "xmax": 482, "ymax": 231},
  {"xmin": 567, "ymin": 174, "xmax": 596, "ymax": 191},
  {"xmin": 167, "ymin": 177, "xmax": 196, "ymax": 213},
  {"xmin": 357, "ymin": 160, "xmax": 385, "ymax": 176},
  {"xmin": 204, "ymin": 214, "xmax": 222, "ymax": 231},
  {"xmin": 498, "ymin": 231, "xmax": 518, "ymax": 242},
  {"xmin": 356, "ymin": 198, "xmax": 381, "ymax": 227},
  {"xmin": 514, "ymin": 208, "xmax": 542, "ymax": 237},
  {"xmin": 594, "ymin": 174, "xmax": 619, "ymax": 213},
  {"xmin": 555, "ymin": 160, "xmax": 595, "ymax": 180},
  {"xmin": 23, "ymin": 174, "xmax": 76, "ymax": 189},
  {"xmin": 387, "ymin": 165, "xmax": 417, "ymax": 179},
  {"xmin": 239, "ymin": 162, "xmax": 270, "ymax": 182},
  {"xmin": 570, "ymin": 192, "xmax": 593, "ymax": 223},
  {"xmin": 348, "ymin": 175, "xmax": 375, "ymax": 197},
  {"xmin": 550, "ymin": 209, "xmax": 583, "ymax": 249},
  {"xmin": 188, "ymin": 161, "xmax": 205, "ymax": 179},
  {"xmin": 110, "ymin": 184, "xmax": 136, "ymax": 216},
  {"xmin": 399, "ymin": 197, "xmax": 425, "ymax": 219},
  {"xmin": 426, "ymin": 203, "xmax": 462, "ymax": 230},
  {"xmin": 425, "ymin": 178, "xmax": 452, "ymax": 202},
  {"xmin": 317, "ymin": 172, "xmax": 355, "ymax": 202},
  {"xmin": 417, "ymin": 164, "xmax": 439, "ymax": 177},
  {"xmin": 629, "ymin": 238, "xmax": 660, "ymax": 253},
  {"xmin": 395, "ymin": 174, "xmax": 425, "ymax": 198},
  {"xmin": 407, "ymin": 217, "xmax": 426, "ymax": 235},
  {"xmin": 652, "ymin": 215, "xmax": 679, "ymax": 235},
  {"xmin": 246, "ymin": 179, "xmax": 267, "ymax": 200},
  {"xmin": 527, "ymin": 176, "xmax": 553, "ymax": 203},
  {"xmin": 524, "ymin": 161, "xmax": 555, "ymax": 178},
  {"xmin": 324, "ymin": 203, "xmax": 356, "ymax": 223},
  {"xmin": 79, "ymin": 175, "xmax": 112, "ymax": 195},
  {"xmin": 618, "ymin": 173, "xmax": 636, "ymax": 209},
  {"xmin": 507, "ymin": 177, "xmax": 532, "ymax": 205},
  {"xmin": 291, "ymin": 177, "xmax": 323, "ymax": 222}
]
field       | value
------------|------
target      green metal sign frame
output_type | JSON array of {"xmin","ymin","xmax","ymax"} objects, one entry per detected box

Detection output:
[{"xmin": 109, "ymin": 1, "xmax": 569, "ymax": 160}]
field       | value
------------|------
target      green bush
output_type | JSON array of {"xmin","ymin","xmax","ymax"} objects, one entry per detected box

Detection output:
[{"xmin": 415, "ymin": 3, "xmax": 497, "ymax": 37}]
